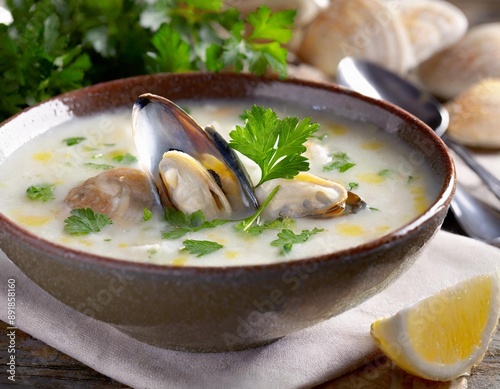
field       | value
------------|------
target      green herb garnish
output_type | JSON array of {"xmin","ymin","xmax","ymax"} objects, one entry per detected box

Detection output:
[
  {"xmin": 271, "ymin": 228, "xmax": 324, "ymax": 254},
  {"xmin": 162, "ymin": 209, "xmax": 227, "ymax": 240},
  {"xmin": 112, "ymin": 153, "xmax": 138, "ymax": 165},
  {"xmin": 378, "ymin": 169, "xmax": 393, "ymax": 177},
  {"xmin": 84, "ymin": 162, "xmax": 115, "ymax": 170},
  {"xmin": 64, "ymin": 208, "xmax": 112, "ymax": 235},
  {"xmin": 229, "ymin": 106, "xmax": 319, "ymax": 186},
  {"xmin": 407, "ymin": 175, "xmax": 417, "ymax": 184},
  {"xmin": 369, "ymin": 207, "xmax": 381, "ymax": 212},
  {"xmin": 63, "ymin": 137, "xmax": 86, "ymax": 146},
  {"xmin": 26, "ymin": 184, "xmax": 55, "ymax": 202},
  {"xmin": 181, "ymin": 239, "xmax": 223, "ymax": 257},
  {"xmin": 323, "ymin": 152, "xmax": 356, "ymax": 173},
  {"xmin": 143, "ymin": 208, "xmax": 153, "ymax": 222},
  {"xmin": 348, "ymin": 182, "xmax": 359, "ymax": 191},
  {"xmin": 235, "ymin": 217, "xmax": 295, "ymax": 237}
]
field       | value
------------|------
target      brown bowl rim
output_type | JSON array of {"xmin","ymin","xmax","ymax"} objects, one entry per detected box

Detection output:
[{"xmin": 0, "ymin": 72, "xmax": 456, "ymax": 275}]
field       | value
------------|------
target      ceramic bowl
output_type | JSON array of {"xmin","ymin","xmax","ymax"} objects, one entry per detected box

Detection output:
[{"xmin": 0, "ymin": 73, "xmax": 455, "ymax": 352}]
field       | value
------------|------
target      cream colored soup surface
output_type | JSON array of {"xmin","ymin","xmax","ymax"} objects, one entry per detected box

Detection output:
[{"xmin": 0, "ymin": 99, "xmax": 438, "ymax": 266}]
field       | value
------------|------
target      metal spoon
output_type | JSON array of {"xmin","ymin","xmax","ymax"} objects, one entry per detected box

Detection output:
[
  {"xmin": 336, "ymin": 57, "xmax": 500, "ymax": 245},
  {"xmin": 336, "ymin": 57, "xmax": 500, "ymax": 201},
  {"xmin": 452, "ymin": 185, "xmax": 500, "ymax": 247}
]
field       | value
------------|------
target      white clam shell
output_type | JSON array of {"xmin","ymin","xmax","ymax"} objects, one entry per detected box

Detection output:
[
  {"xmin": 445, "ymin": 78, "xmax": 500, "ymax": 149},
  {"xmin": 418, "ymin": 23, "xmax": 500, "ymax": 99},
  {"xmin": 297, "ymin": 0, "xmax": 414, "ymax": 77},
  {"xmin": 398, "ymin": 0, "xmax": 468, "ymax": 65}
]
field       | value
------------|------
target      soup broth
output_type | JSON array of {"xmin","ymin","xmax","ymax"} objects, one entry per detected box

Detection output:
[{"xmin": 0, "ymin": 99, "xmax": 438, "ymax": 266}]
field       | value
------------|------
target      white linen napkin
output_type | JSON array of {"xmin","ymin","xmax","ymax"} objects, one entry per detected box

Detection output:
[{"xmin": 1, "ymin": 230, "xmax": 499, "ymax": 389}]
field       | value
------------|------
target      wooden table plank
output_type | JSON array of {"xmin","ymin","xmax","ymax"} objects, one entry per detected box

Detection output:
[{"xmin": 1, "ymin": 322, "xmax": 499, "ymax": 388}]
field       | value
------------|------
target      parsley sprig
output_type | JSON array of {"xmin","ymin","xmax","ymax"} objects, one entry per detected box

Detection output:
[
  {"xmin": 323, "ymin": 152, "xmax": 356, "ymax": 173},
  {"xmin": 271, "ymin": 228, "xmax": 324, "ymax": 254},
  {"xmin": 181, "ymin": 239, "xmax": 223, "ymax": 257},
  {"xmin": 64, "ymin": 208, "xmax": 112, "ymax": 235},
  {"xmin": 26, "ymin": 184, "xmax": 55, "ymax": 202},
  {"xmin": 162, "ymin": 208, "xmax": 227, "ymax": 239},
  {"xmin": 229, "ymin": 106, "xmax": 319, "ymax": 186}
]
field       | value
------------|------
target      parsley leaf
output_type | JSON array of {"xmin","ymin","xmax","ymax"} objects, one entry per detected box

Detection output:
[
  {"xmin": 112, "ymin": 153, "xmax": 138, "ymax": 165},
  {"xmin": 271, "ymin": 228, "xmax": 324, "ymax": 254},
  {"xmin": 348, "ymin": 182, "xmax": 359, "ymax": 191},
  {"xmin": 145, "ymin": 24, "xmax": 193, "ymax": 73},
  {"xmin": 378, "ymin": 169, "xmax": 393, "ymax": 177},
  {"xmin": 26, "ymin": 184, "xmax": 55, "ymax": 202},
  {"xmin": 235, "ymin": 217, "xmax": 295, "ymax": 237},
  {"xmin": 323, "ymin": 152, "xmax": 356, "ymax": 173},
  {"xmin": 143, "ymin": 208, "xmax": 153, "ymax": 222},
  {"xmin": 181, "ymin": 239, "xmax": 223, "ymax": 257},
  {"xmin": 229, "ymin": 106, "xmax": 319, "ymax": 186},
  {"xmin": 84, "ymin": 162, "xmax": 115, "ymax": 170},
  {"xmin": 64, "ymin": 208, "xmax": 112, "ymax": 235},
  {"xmin": 63, "ymin": 137, "xmax": 86, "ymax": 146},
  {"xmin": 162, "ymin": 208, "xmax": 227, "ymax": 239}
]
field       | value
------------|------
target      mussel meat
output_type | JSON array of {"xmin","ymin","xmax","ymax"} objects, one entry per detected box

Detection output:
[
  {"xmin": 158, "ymin": 150, "xmax": 233, "ymax": 220},
  {"xmin": 255, "ymin": 173, "xmax": 366, "ymax": 219}
]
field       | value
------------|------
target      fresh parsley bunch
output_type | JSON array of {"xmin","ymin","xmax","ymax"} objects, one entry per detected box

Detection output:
[
  {"xmin": 0, "ymin": 0, "xmax": 296, "ymax": 122},
  {"xmin": 145, "ymin": 1, "xmax": 295, "ymax": 75}
]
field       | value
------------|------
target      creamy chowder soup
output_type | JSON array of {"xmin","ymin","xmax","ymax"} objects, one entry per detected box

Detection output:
[{"xmin": 0, "ymin": 99, "xmax": 438, "ymax": 266}]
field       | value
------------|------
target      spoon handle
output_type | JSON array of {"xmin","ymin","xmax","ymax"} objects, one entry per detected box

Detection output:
[{"xmin": 444, "ymin": 136, "xmax": 500, "ymax": 202}]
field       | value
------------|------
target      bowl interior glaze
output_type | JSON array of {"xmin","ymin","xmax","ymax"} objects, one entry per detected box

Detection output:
[{"xmin": 0, "ymin": 73, "xmax": 455, "ymax": 352}]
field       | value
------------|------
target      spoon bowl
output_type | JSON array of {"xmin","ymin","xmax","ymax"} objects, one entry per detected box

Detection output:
[{"xmin": 336, "ymin": 57, "xmax": 449, "ymax": 137}]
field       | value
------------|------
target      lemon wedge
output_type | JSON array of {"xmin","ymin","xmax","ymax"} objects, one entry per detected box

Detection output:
[{"xmin": 370, "ymin": 270, "xmax": 500, "ymax": 381}]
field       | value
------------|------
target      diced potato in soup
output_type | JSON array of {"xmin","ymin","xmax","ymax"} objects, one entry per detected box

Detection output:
[{"xmin": 0, "ymin": 99, "xmax": 438, "ymax": 266}]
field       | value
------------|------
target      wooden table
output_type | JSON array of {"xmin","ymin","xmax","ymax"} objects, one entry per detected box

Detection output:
[{"xmin": 0, "ymin": 322, "xmax": 499, "ymax": 388}]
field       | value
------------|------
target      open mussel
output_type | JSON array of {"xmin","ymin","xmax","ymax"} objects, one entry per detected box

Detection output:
[{"xmin": 132, "ymin": 93, "xmax": 258, "ymax": 219}]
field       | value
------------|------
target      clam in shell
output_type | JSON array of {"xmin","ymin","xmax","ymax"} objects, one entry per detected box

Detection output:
[
  {"xmin": 297, "ymin": 0, "xmax": 414, "ymax": 77},
  {"xmin": 445, "ymin": 78, "xmax": 500, "ymax": 149},
  {"xmin": 418, "ymin": 23, "xmax": 500, "ymax": 99},
  {"xmin": 65, "ymin": 167, "xmax": 157, "ymax": 223},
  {"xmin": 398, "ymin": 0, "xmax": 468, "ymax": 65}
]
